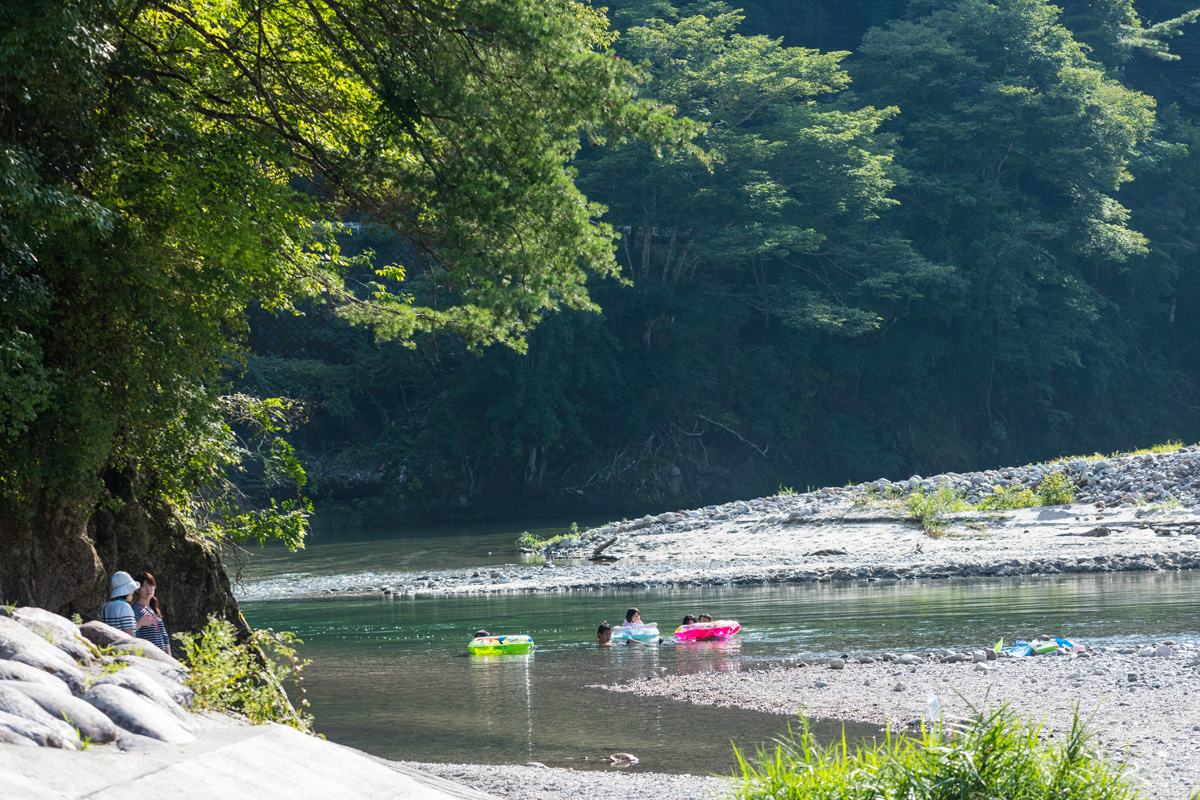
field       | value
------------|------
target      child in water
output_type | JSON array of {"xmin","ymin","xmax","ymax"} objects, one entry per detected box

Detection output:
[
  {"xmin": 619, "ymin": 607, "xmax": 640, "ymax": 626},
  {"xmin": 597, "ymin": 622, "xmax": 613, "ymax": 646},
  {"xmin": 697, "ymin": 613, "xmax": 713, "ymax": 623},
  {"xmin": 681, "ymin": 614, "xmax": 697, "ymax": 626}
]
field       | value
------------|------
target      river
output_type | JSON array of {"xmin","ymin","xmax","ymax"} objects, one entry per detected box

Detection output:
[{"xmin": 237, "ymin": 521, "xmax": 1200, "ymax": 774}]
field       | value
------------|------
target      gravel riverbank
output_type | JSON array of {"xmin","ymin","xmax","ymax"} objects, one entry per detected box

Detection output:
[
  {"xmin": 601, "ymin": 641, "xmax": 1200, "ymax": 800},
  {"xmin": 400, "ymin": 761, "xmax": 733, "ymax": 800},
  {"xmin": 242, "ymin": 447, "xmax": 1200, "ymax": 601}
]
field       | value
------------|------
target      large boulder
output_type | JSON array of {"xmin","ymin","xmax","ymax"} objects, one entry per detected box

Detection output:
[
  {"xmin": 0, "ymin": 616, "xmax": 86, "ymax": 692},
  {"xmin": 3, "ymin": 606, "xmax": 99, "ymax": 665},
  {"xmin": 0, "ymin": 708, "xmax": 76, "ymax": 748},
  {"xmin": 0, "ymin": 680, "xmax": 119, "ymax": 743},
  {"xmin": 92, "ymin": 667, "xmax": 193, "ymax": 728},
  {"xmin": 82, "ymin": 684, "xmax": 194, "ymax": 744},
  {"xmin": 115, "ymin": 662, "xmax": 194, "ymax": 707},
  {"xmin": 0, "ymin": 659, "xmax": 73, "ymax": 692},
  {"xmin": 79, "ymin": 621, "xmax": 185, "ymax": 669},
  {"xmin": 0, "ymin": 683, "xmax": 80, "ymax": 746}
]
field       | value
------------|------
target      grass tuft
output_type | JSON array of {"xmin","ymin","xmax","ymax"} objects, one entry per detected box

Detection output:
[
  {"xmin": 905, "ymin": 486, "xmax": 970, "ymax": 535},
  {"xmin": 734, "ymin": 706, "xmax": 1141, "ymax": 800}
]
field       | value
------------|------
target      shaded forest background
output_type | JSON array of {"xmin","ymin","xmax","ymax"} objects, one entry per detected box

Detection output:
[{"xmin": 236, "ymin": 0, "xmax": 1200, "ymax": 522}]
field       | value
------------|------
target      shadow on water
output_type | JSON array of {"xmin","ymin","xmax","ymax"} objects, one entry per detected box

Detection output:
[{"xmin": 242, "ymin": 571, "xmax": 1200, "ymax": 772}]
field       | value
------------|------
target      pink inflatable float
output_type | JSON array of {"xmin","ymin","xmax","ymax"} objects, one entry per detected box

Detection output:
[{"xmin": 674, "ymin": 620, "xmax": 741, "ymax": 640}]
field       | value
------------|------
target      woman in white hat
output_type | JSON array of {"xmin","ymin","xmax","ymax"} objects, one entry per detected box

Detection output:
[{"xmin": 100, "ymin": 571, "xmax": 140, "ymax": 636}]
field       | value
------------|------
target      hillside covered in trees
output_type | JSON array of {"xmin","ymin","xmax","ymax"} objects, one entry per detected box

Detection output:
[{"xmin": 235, "ymin": 0, "xmax": 1200, "ymax": 520}]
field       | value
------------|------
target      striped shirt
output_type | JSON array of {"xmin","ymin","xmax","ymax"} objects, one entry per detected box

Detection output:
[
  {"xmin": 132, "ymin": 602, "xmax": 171, "ymax": 654},
  {"xmin": 100, "ymin": 599, "xmax": 135, "ymax": 632}
]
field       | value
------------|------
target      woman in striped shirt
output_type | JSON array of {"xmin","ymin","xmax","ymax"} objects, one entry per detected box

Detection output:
[{"xmin": 131, "ymin": 571, "xmax": 171, "ymax": 655}]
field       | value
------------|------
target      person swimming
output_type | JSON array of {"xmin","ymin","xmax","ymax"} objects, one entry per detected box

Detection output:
[
  {"xmin": 597, "ymin": 622, "xmax": 613, "ymax": 646},
  {"xmin": 619, "ymin": 607, "xmax": 641, "ymax": 626},
  {"xmin": 681, "ymin": 614, "xmax": 697, "ymax": 626},
  {"xmin": 697, "ymin": 613, "xmax": 713, "ymax": 623}
]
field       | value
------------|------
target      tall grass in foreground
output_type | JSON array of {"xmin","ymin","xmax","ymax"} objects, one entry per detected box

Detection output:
[{"xmin": 734, "ymin": 706, "xmax": 1145, "ymax": 800}]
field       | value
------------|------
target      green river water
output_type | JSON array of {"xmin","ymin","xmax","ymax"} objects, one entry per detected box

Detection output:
[{"xmin": 238, "ymin": 523, "xmax": 1200, "ymax": 774}]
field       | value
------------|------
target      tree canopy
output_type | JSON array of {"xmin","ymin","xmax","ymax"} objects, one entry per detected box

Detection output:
[{"xmin": 0, "ymin": 0, "xmax": 695, "ymax": 542}]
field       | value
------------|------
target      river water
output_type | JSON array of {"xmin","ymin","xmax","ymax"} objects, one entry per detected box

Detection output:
[{"xmin": 238, "ymin": 522, "xmax": 1200, "ymax": 774}]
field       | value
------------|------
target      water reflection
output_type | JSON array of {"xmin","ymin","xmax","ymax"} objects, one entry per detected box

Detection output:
[
  {"xmin": 468, "ymin": 654, "xmax": 535, "ymax": 759},
  {"xmin": 674, "ymin": 639, "xmax": 743, "ymax": 674}
]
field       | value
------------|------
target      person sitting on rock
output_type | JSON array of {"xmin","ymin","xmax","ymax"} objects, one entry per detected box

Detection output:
[
  {"xmin": 132, "ymin": 571, "xmax": 171, "ymax": 655},
  {"xmin": 597, "ymin": 622, "xmax": 612, "ymax": 646},
  {"xmin": 100, "ymin": 571, "xmax": 139, "ymax": 636}
]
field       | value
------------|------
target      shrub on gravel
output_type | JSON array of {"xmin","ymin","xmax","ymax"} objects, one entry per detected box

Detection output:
[
  {"xmin": 905, "ymin": 487, "xmax": 970, "ymax": 535},
  {"xmin": 734, "ymin": 706, "xmax": 1142, "ymax": 800}
]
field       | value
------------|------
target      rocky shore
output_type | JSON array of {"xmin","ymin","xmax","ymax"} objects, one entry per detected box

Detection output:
[
  {"xmin": 0, "ymin": 607, "xmax": 198, "ymax": 751},
  {"xmin": 601, "ymin": 639, "xmax": 1200, "ymax": 800},
  {"xmin": 244, "ymin": 446, "xmax": 1200, "ymax": 600}
]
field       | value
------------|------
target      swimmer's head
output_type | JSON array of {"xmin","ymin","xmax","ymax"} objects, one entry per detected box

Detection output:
[
  {"xmin": 682, "ymin": 614, "xmax": 697, "ymax": 625},
  {"xmin": 625, "ymin": 607, "xmax": 640, "ymax": 624},
  {"xmin": 597, "ymin": 622, "xmax": 613, "ymax": 646},
  {"xmin": 697, "ymin": 613, "xmax": 713, "ymax": 623}
]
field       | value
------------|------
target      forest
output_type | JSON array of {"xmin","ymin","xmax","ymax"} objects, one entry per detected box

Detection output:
[
  {"xmin": 5, "ymin": 0, "xmax": 1200, "ymax": 605},
  {"xmin": 234, "ymin": 0, "xmax": 1200, "ymax": 520}
]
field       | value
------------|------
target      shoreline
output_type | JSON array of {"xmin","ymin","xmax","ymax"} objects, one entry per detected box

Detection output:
[
  {"xmin": 239, "ymin": 448, "xmax": 1200, "ymax": 602},
  {"xmin": 597, "ymin": 641, "xmax": 1200, "ymax": 800}
]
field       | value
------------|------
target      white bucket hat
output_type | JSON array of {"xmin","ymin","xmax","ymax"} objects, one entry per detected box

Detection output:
[{"xmin": 109, "ymin": 571, "xmax": 140, "ymax": 599}]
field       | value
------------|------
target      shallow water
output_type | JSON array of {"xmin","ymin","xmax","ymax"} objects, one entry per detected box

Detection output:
[{"xmin": 242, "ymin": 570, "xmax": 1200, "ymax": 773}]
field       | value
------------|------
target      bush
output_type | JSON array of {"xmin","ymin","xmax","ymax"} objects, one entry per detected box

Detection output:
[
  {"xmin": 978, "ymin": 485, "xmax": 1039, "ymax": 510},
  {"xmin": 1038, "ymin": 472, "xmax": 1075, "ymax": 506},
  {"xmin": 735, "ymin": 706, "xmax": 1140, "ymax": 800},
  {"xmin": 177, "ymin": 616, "xmax": 313, "ymax": 731},
  {"xmin": 905, "ymin": 486, "xmax": 969, "ymax": 535}
]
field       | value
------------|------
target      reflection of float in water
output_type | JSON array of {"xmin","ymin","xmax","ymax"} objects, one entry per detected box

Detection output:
[
  {"xmin": 467, "ymin": 653, "xmax": 535, "ymax": 757},
  {"xmin": 673, "ymin": 638, "xmax": 743, "ymax": 675}
]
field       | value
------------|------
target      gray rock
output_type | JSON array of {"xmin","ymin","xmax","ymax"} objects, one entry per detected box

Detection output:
[
  {"xmin": 0, "ymin": 616, "xmax": 84, "ymax": 689},
  {"xmin": 0, "ymin": 659, "xmax": 72, "ymax": 692},
  {"xmin": 893, "ymin": 682, "xmax": 907, "ymax": 692},
  {"xmin": 114, "ymin": 661, "xmax": 192, "ymax": 706},
  {"xmin": 5, "ymin": 608, "xmax": 99, "ymax": 665},
  {"xmin": 815, "ymin": 681, "xmax": 830, "ymax": 688},
  {"xmin": 116, "ymin": 731, "xmax": 172, "ymax": 752},
  {"xmin": 1156, "ymin": 645, "xmax": 1175, "ymax": 658},
  {"xmin": 82, "ymin": 684, "xmax": 194, "ymax": 744},
  {"xmin": 0, "ymin": 723, "xmax": 37, "ymax": 746},
  {"xmin": 971, "ymin": 651, "xmax": 987, "ymax": 663},
  {"xmin": 897, "ymin": 654, "xmax": 922, "ymax": 665},
  {"xmin": 1139, "ymin": 647, "xmax": 1157, "ymax": 657},
  {"xmin": 0, "ymin": 708, "xmax": 76, "ymax": 748},
  {"xmin": 1128, "ymin": 673, "xmax": 1139, "ymax": 682},
  {"xmin": 1, "ymin": 681, "xmax": 118, "ymax": 743},
  {"xmin": 829, "ymin": 659, "xmax": 845, "ymax": 670},
  {"xmin": 0, "ymin": 683, "xmax": 79, "ymax": 746}
]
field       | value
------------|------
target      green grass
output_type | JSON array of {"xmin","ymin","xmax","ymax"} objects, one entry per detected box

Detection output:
[
  {"xmin": 777, "ymin": 485, "xmax": 798, "ymax": 497},
  {"xmin": 734, "ymin": 706, "xmax": 1145, "ymax": 800},
  {"xmin": 516, "ymin": 522, "xmax": 583, "ymax": 550},
  {"xmin": 1050, "ymin": 440, "xmax": 1189, "ymax": 464},
  {"xmin": 905, "ymin": 486, "xmax": 971, "ymax": 535}
]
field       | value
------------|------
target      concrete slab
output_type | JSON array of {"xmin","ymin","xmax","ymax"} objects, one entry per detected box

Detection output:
[{"xmin": 0, "ymin": 715, "xmax": 494, "ymax": 800}]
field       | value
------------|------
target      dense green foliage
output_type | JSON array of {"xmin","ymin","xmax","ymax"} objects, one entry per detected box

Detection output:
[
  {"xmin": 239, "ymin": 0, "xmax": 1200, "ymax": 519},
  {"xmin": 734, "ymin": 707, "xmax": 1138, "ymax": 800},
  {"xmin": 0, "ymin": 0, "xmax": 694, "ymax": 544},
  {"xmin": 177, "ymin": 616, "xmax": 312, "ymax": 730},
  {"xmin": 6, "ymin": 0, "xmax": 1200, "ymax": 530}
]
